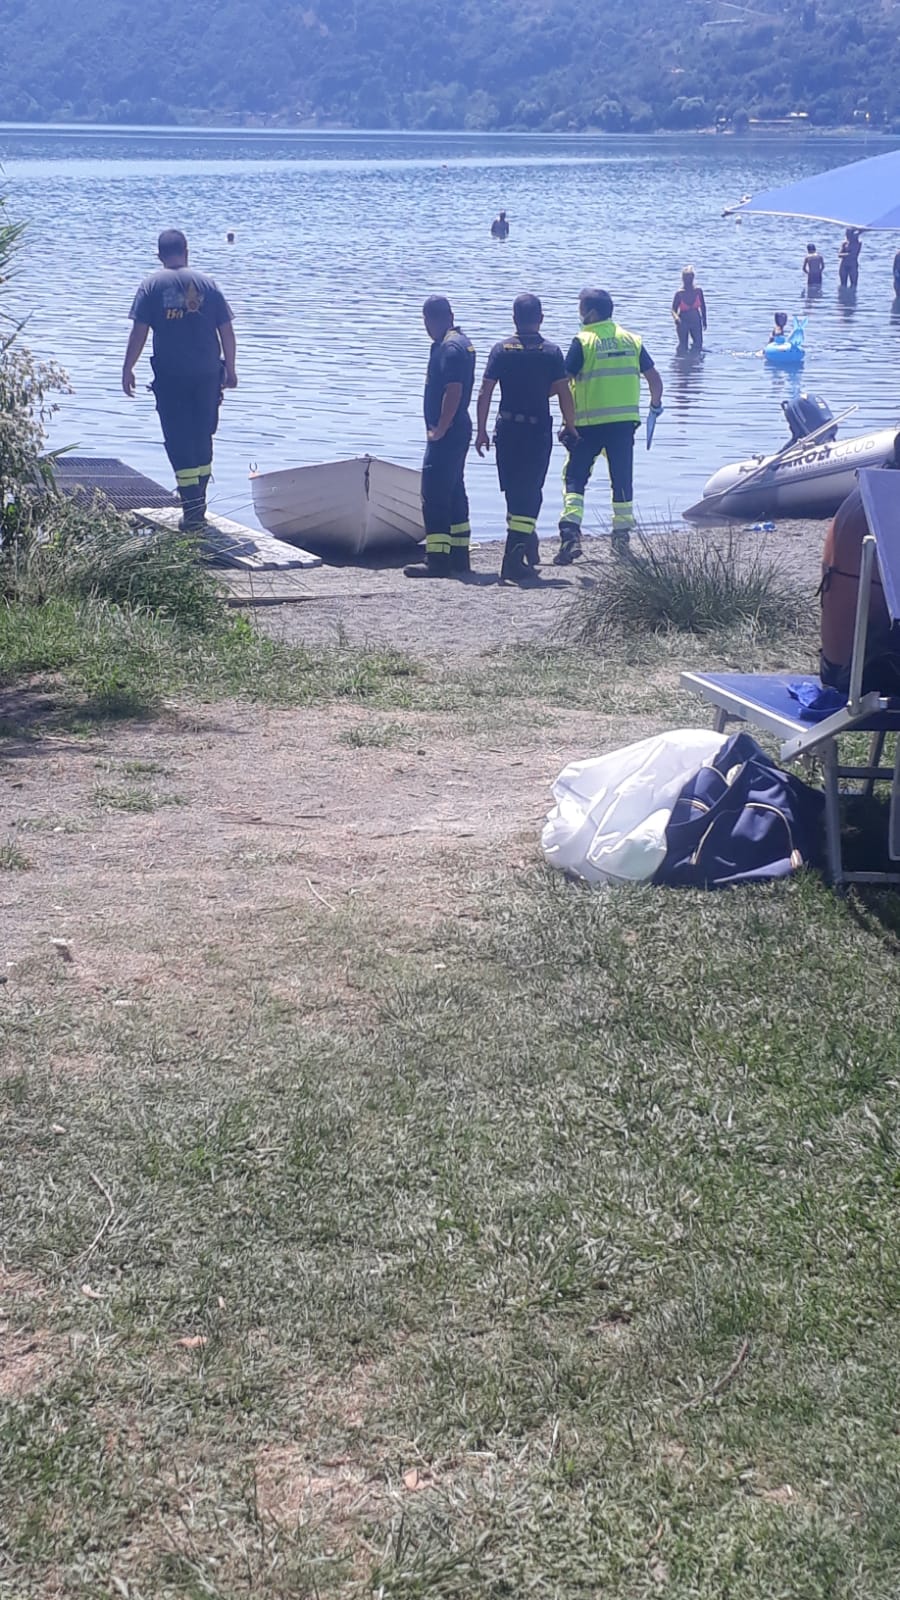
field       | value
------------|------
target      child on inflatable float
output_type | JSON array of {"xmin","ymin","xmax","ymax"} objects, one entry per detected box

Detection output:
[{"xmin": 765, "ymin": 312, "xmax": 806, "ymax": 365}]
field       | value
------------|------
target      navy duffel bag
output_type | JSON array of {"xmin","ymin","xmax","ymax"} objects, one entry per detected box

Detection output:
[{"xmin": 655, "ymin": 732, "xmax": 825, "ymax": 888}]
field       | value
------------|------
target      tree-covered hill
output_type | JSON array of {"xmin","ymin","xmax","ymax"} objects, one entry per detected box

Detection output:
[{"xmin": 3, "ymin": 0, "xmax": 900, "ymax": 132}]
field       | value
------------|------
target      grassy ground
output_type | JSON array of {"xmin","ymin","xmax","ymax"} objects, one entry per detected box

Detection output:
[
  {"xmin": 0, "ymin": 592, "xmax": 821, "ymax": 731},
  {"xmin": 2, "ymin": 595, "xmax": 899, "ymax": 1599}
]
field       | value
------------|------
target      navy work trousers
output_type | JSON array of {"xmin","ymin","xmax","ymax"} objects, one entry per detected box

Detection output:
[
  {"xmin": 151, "ymin": 362, "xmax": 223, "ymax": 482},
  {"xmin": 564, "ymin": 421, "xmax": 637, "ymax": 508},
  {"xmin": 421, "ymin": 420, "xmax": 471, "ymax": 557},
  {"xmin": 495, "ymin": 419, "xmax": 553, "ymax": 522}
]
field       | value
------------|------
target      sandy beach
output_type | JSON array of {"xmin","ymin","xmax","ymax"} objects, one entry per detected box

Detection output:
[{"xmin": 224, "ymin": 520, "xmax": 830, "ymax": 656}]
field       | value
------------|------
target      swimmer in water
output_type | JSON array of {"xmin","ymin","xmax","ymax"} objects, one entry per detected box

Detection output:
[
  {"xmin": 769, "ymin": 311, "xmax": 789, "ymax": 341},
  {"xmin": 838, "ymin": 228, "xmax": 862, "ymax": 288},
  {"xmin": 803, "ymin": 243, "xmax": 824, "ymax": 287},
  {"xmin": 671, "ymin": 266, "xmax": 707, "ymax": 352}
]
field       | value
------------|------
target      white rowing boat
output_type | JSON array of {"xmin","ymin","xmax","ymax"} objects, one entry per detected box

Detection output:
[{"xmin": 250, "ymin": 456, "xmax": 424, "ymax": 558}]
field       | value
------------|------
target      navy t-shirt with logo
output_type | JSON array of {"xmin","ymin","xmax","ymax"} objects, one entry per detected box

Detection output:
[
  {"xmin": 424, "ymin": 327, "xmax": 476, "ymax": 431},
  {"xmin": 483, "ymin": 332, "xmax": 566, "ymax": 424},
  {"xmin": 129, "ymin": 268, "xmax": 233, "ymax": 378}
]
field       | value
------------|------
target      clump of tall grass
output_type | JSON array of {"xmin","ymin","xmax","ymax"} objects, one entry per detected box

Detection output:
[
  {"xmin": 2, "ymin": 490, "xmax": 223, "ymax": 630},
  {"xmin": 561, "ymin": 528, "xmax": 813, "ymax": 643}
]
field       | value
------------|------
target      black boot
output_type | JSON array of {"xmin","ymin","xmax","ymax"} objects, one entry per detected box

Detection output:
[
  {"xmin": 448, "ymin": 544, "xmax": 471, "ymax": 577},
  {"xmin": 553, "ymin": 521, "xmax": 583, "ymax": 566},
  {"xmin": 525, "ymin": 532, "xmax": 541, "ymax": 568},
  {"xmin": 178, "ymin": 484, "xmax": 208, "ymax": 532},
  {"xmin": 501, "ymin": 533, "xmax": 541, "ymax": 585},
  {"xmin": 404, "ymin": 551, "xmax": 451, "ymax": 578}
]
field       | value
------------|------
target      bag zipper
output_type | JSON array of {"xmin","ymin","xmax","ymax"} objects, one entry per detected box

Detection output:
[{"xmin": 690, "ymin": 801, "xmax": 803, "ymax": 871}]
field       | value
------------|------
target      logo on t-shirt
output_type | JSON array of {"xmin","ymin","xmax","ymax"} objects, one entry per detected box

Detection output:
[{"xmin": 163, "ymin": 279, "xmax": 205, "ymax": 320}]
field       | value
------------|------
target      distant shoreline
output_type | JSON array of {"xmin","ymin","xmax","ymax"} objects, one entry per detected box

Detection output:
[{"xmin": 1, "ymin": 120, "xmax": 897, "ymax": 141}]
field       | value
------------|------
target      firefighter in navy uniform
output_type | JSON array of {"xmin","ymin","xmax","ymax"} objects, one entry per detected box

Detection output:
[
  {"xmin": 475, "ymin": 293, "xmax": 577, "ymax": 584},
  {"xmin": 557, "ymin": 287, "xmax": 662, "ymax": 562},
  {"xmin": 405, "ymin": 296, "xmax": 476, "ymax": 579},
  {"xmin": 122, "ymin": 228, "xmax": 237, "ymax": 529}
]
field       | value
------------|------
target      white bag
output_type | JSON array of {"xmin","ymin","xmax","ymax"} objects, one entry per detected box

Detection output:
[{"xmin": 541, "ymin": 728, "xmax": 728, "ymax": 886}]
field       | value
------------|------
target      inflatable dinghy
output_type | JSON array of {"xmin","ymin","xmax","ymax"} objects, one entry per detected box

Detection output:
[{"xmin": 684, "ymin": 395, "xmax": 897, "ymax": 521}]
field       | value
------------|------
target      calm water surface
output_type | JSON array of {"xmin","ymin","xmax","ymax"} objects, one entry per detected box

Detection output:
[{"xmin": 3, "ymin": 127, "xmax": 900, "ymax": 536}]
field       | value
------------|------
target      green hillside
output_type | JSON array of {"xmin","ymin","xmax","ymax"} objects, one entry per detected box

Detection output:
[{"xmin": 3, "ymin": 0, "xmax": 900, "ymax": 131}]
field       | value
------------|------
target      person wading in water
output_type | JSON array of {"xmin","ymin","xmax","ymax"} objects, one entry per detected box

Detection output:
[
  {"xmin": 671, "ymin": 266, "xmax": 707, "ymax": 353},
  {"xmin": 838, "ymin": 228, "xmax": 862, "ymax": 288},
  {"xmin": 803, "ymin": 242, "xmax": 825, "ymax": 289}
]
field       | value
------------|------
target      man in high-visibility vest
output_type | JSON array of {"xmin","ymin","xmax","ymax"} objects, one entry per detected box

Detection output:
[{"xmin": 556, "ymin": 287, "xmax": 663, "ymax": 563}]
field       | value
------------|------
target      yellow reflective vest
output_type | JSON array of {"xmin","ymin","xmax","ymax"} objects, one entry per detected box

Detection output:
[{"xmin": 570, "ymin": 319, "xmax": 642, "ymax": 427}]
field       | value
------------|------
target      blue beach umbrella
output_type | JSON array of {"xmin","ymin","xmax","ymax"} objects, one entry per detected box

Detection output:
[{"xmin": 728, "ymin": 146, "xmax": 900, "ymax": 230}]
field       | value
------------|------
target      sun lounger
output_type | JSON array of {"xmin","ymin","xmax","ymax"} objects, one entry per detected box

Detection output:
[{"xmin": 681, "ymin": 467, "xmax": 900, "ymax": 886}]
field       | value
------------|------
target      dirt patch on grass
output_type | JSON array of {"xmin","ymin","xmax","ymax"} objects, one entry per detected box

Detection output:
[
  {"xmin": 0, "ymin": 1327, "xmax": 65, "ymax": 1400},
  {"xmin": 255, "ymin": 1445, "xmax": 380, "ymax": 1532},
  {"xmin": 1, "ymin": 692, "xmax": 615, "ymax": 1009},
  {"xmin": 756, "ymin": 1484, "xmax": 800, "ymax": 1506},
  {"xmin": 0, "ymin": 1266, "xmax": 45, "ymax": 1303}
]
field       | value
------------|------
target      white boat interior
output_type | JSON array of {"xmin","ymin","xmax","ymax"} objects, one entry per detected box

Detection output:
[{"xmin": 250, "ymin": 455, "xmax": 424, "ymax": 558}]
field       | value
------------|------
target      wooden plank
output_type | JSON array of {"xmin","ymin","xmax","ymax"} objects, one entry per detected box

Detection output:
[{"xmin": 131, "ymin": 506, "xmax": 322, "ymax": 570}]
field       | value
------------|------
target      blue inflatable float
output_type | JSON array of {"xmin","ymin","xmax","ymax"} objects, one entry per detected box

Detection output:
[{"xmin": 764, "ymin": 317, "xmax": 806, "ymax": 366}]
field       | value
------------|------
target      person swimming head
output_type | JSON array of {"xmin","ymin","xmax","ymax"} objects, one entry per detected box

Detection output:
[
  {"xmin": 226, "ymin": 230, "xmax": 235, "ymax": 243},
  {"xmin": 773, "ymin": 311, "xmax": 788, "ymax": 331}
]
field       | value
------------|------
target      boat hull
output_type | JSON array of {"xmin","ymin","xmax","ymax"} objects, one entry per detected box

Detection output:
[
  {"xmin": 250, "ymin": 456, "xmax": 424, "ymax": 557},
  {"xmin": 686, "ymin": 427, "xmax": 897, "ymax": 521}
]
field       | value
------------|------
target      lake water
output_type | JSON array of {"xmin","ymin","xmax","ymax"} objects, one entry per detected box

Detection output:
[{"xmin": 2, "ymin": 126, "xmax": 900, "ymax": 538}]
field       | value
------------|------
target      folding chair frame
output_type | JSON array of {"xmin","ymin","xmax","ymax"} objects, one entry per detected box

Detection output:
[{"xmin": 682, "ymin": 474, "xmax": 900, "ymax": 888}]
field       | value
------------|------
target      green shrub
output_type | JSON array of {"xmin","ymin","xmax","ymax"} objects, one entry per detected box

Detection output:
[{"xmin": 561, "ymin": 529, "xmax": 813, "ymax": 642}]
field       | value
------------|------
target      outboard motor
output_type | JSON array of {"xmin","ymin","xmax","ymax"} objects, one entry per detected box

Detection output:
[{"xmin": 782, "ymin": 394, "xmax": 837, "ymax": 444}]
